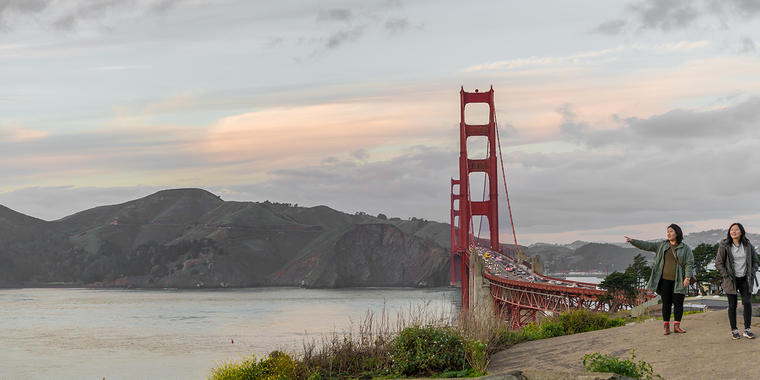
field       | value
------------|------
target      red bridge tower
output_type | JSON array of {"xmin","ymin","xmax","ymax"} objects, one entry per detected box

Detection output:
[{"xmin": 451, "ymin": 86, "xmax": 500, "ymax": 311}]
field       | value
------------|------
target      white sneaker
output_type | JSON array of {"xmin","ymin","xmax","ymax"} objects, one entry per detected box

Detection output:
[{"xmin": 744, "ymin": 328, "xmax": 756, "ymax": 339}]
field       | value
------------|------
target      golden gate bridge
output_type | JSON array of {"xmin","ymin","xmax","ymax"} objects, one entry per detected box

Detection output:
[{"xmin": 450, "ymin": 87, "xmax": 653, "ymax": 328}]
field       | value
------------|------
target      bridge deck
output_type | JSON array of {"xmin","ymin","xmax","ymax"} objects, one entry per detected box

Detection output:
[{"xmin": 472, "ymin": 246, "xmax": 603, "ymax": 295}]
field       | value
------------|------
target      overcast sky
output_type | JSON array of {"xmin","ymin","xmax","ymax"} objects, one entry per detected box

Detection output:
[{"xmin": 2, "ymin": 0, "xmax": 760, "ymax": 244}]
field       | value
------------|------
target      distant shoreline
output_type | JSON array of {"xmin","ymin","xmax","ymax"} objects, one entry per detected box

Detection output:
[{"xmin": 1, "ymin": 284, "xmax": 458, "ymax": 291}]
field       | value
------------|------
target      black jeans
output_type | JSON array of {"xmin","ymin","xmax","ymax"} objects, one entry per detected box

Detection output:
[
  {"xmin": 727, "ymin": 276, "xmax": 752, "ymax": 330},
  {"xmin": 659, "ymin": 278, "xmax": 684, "ymax": 322}
]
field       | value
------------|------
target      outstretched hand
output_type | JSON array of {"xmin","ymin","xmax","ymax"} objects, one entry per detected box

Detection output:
[{"xmin": 624, "ymin": 236, "xmax": 632, "ymax": 244}]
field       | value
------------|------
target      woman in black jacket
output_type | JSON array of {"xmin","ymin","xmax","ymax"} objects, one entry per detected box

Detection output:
[{"xmin": 715, "ymin": 222, "xmax": 759, "ymax": 340}]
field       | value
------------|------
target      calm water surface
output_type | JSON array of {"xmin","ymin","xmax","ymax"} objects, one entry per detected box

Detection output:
[{"xmin": 0, "ymin": 287, "xmax": 457, "ymax": 380}]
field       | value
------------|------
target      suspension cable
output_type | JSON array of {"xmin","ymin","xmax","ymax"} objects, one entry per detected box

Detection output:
[
  {"xmin": 475, "ymin": 144, "xmax": 489, "ymax": 246},
  {"xmin": 495, "ymin": 113, "xmax": 520, "ymax": 258}
]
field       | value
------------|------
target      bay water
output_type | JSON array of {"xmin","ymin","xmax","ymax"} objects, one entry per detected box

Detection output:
[{"xmin": 0, "ymin": 287, "xmax": 457, "ymax": 380}]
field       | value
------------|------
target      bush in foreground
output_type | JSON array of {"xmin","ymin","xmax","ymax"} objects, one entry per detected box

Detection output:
[
  {"xmin": 558, "ymin": 310, "xmax": 626, "ymax": 334},
  {"xmin": 391, "ymin": 325, "xmax": 466, "ymax": 376},
  {"xmin": 209, "ymin": 351, "xmax": 302, "ymax": 380},
  {"xmin": 209, "ymin": 309, "xmax": 627, "ymax": 379},
  {"xmin": 583, "ymin": 350, "xmax": 661, "ymax": 379}
]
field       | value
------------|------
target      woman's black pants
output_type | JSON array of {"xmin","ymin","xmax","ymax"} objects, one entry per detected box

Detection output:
[
  {"xmin": 727, "ymin": 276, "xmax": 752, "ymax": 330},
  {"xmin": 659, "ymin": 278, "xmax": 684, "ymax": 322}
]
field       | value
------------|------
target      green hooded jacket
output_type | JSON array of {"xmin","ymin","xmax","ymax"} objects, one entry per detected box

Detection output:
[{"xmin": 630, "ymin": 239, "xmax": 694, "ymax": 295}]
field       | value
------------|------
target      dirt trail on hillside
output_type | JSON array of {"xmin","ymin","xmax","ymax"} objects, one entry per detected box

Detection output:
[{"xmin": 489, "ymin": 309, "xmax": 758, "ymax": 379}]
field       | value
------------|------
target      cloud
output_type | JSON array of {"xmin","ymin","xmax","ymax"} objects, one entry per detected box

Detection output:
[
  {"xmin": 593, "ymin": 19, "xmax": 627, "ymax": 35},
  {"xmin": 209, "ymin": 95, "xmax": 760, "ymax": 242},
  {"xmin": 217, "ymin": 146, "xmax": 457, "ymax": 221},
  {"xmin": 0, "ymin": 0, "xmax": 49, "ymax": 14},
  {"xmin": 567, "ymin": 96, "xmax": 760, "ymax": 147},
  {"xmin": 384, "ymin": 17, "xmax": 409, "ymax": 34},
  {"xmin": 0, "ymin": 0, "xmax": 50, "ymax": 30},
  {"xmin": 716, "ymin": 0, "xmax": 760, "ymax": 18},
  {"xmin": 0, "ymin": 125, "xmax": 208, "ymax": 186},
  {"xmin": 739, "ymin": 36, "xmax": 756, "ymax": 53},
  {"xmin": 148, "ymin": 0, "xmax": 185, "ymax": 15},
  {"xmin": 202, "ymin": 99, "xmax": 452, "ymax": 167},
  {"xmin": 629, "ymin": 0, "xmax": 700, "ymax": 31},
  {"xmin": 0, "ymin": 124, "xmax": 49, "ymax": 142},
  {"xmin": 304, "ymin": 3, "xmax": 421, "ymax": 57},
  {"xmin": 464, "ymin": 94, "xmax": 760, "ymax": 242},
  {"xmin": 556, "ymin": 104, "xmax": 590, "ymax": 138},
  {"xmin": 317, "ymin": 8, "xmax": 352, "ymax": 22},
  {"xmin": 464, "ymin": 41, "xmax": 709, "ymax": 72},
  {"xmin": 5, "ymin": 93, "xmax": 760, "ymax": 244},
  {"xmin": 598, "ymin": 0, "xmax": 760, "ymax": 35},
  {"xmin": 322, "ymin": 26, "xmax": 365, "ymax": 51},
  {"xmin": 0, "ymin": 92, "xmax": 457, "ymax": 192},
  {"xmin": 0, "ymin": 146, "xmax": 455, "ymax": 222},
  {"xmin": 350, "ymin": 148, "xmax": 369, "ymax": 160},
  {"xmin": 0, "ymin": 0, "xmax": 188, "ymax": 32},
  {"xmin": 89, "ymin": 65, "xmax": 149, "ymax": 71},
  {"xmin": 267, "ymin": 36, "xmax": 284, "ymax": 48},
  {"xmin": 0, "ymin": 185, "xmax": 162, "ymax": 220},
  {"xmin": 626, "ymin": 97, "xmax": 760, "ymax": 138},
  {"xmin": 52, "ymin": 0, "xmax": 133, "ymax": 31}
]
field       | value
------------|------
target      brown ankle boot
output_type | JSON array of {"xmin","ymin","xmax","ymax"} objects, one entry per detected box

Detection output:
[
  {"xmin": 664, "ymin": 324, "xmax": 670, "ymax": 335},
  {"xmin": 673, "ymin": 324, "xmax": 686, "ymax": 333}
]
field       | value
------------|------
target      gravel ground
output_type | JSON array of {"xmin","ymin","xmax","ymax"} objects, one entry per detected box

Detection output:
[{"xmin": 489, "ymin": 308, "xmax": 759, "ymax": 379}]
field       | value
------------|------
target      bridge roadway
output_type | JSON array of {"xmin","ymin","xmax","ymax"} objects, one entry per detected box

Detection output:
[
  {"xmin": 469, "ymin": 246, "xmax": 612, "ymax": 328},
  {"xmin": 473, "ymin": 246, "xmax": 600, "ymax": 290}
]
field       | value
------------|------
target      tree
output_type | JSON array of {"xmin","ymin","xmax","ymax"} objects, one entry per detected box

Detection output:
[
  {"xmin": 705, "ymin": 269, "xmax": 723, "ymax": 293},
  {"xmin": 624, "ymin": 253, "xmax": 651, "ymax": 289},
  {"xmin": 692, "ymin": 243, "xmax": 719, "ymax": 283},
  {"xmin": 599, "ymin": 271, "xmax": 637, "ymax": 311}
]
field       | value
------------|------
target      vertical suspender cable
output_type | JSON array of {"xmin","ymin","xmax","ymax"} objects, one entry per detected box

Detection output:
[
  {"xmin": 475, "ymin": 144, "xmax": 489, "ymax": 246},
  {"xmin": 495, "ymin": 114, "xmax": 520, "ymax": 258}
]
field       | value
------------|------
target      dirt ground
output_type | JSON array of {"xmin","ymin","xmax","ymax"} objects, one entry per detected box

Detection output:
[{"xmin": 488, "ymin": 309, "xmax": 759, "ymax": 379}]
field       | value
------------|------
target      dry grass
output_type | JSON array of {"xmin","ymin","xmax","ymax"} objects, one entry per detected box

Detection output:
[{"xmin": 299, "ymin": 300, "xmax": 459, "ymax": 378}]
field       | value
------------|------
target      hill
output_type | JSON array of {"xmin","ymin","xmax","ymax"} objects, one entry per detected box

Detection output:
[
  {"xmin": 684, "ymin": 228, "xmax": 760, "ymax": 247},
  {"xmin": 0, "ymin": 189, "xmax": 450, "ymax": 289},
  {"xmin": 526, "ymin": 242, "xmax": 651, "ymax": 273}
]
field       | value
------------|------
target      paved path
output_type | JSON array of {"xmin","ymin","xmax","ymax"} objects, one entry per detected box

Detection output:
[{"xmin": 489, "ymin": 309, "xmax": 758, "ymax": 379}]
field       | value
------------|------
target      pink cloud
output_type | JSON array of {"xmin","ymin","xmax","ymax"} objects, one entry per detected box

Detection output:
[{"xmin": 202, "ymin": 99, "xmax": 456, "ymax": 167}]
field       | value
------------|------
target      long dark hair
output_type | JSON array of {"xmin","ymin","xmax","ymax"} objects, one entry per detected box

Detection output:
[
  {"xmin": 726, "ymin": 222, "xmax": 750, "ymax": 246},
  {"xmin": 668, "ymin": 223, "xmax": 683, "ymax": 244}
]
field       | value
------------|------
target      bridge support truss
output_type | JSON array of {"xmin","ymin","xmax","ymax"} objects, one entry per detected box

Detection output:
[{"xmin": 485, "ymin": 273, "xmax": 609, "ymax": 328}]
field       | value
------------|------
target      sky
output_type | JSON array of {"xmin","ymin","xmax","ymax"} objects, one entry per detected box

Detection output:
[{"xmin": 2, "ymin": 0, "xmax": 760, "ymax": 244}]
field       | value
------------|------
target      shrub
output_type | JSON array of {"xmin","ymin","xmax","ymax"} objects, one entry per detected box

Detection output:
[
  {"xmin": 487, "ymin": 325, "xmax": 528, "ymax": 353},
  {"xmin": 208, "ymin": 351, "xmax": 301, "ymax": 380},
  {"xmin": 208, "ymin": 357, "xmax": 260, "ymax": 380},
  {"xmin": 538, "ymin": 320, "xmax": 565, "ymax": 338},
  {"xmin": 582, "ymin": 350, "xmax": 661, "ymax": 379},
  {"xmin": 521, "ymin": 323, "xmax": 544, "ymax": 341},
  {"xmin": 391, "ymin": 325, "xmax": 467, "ymax": 376},
  {"xmin": 558, "ymin": 310, "xmax": 623, "ymax": 335},
  {"xmin": 464, "ymin": 340, "xmax": 488, "ymax": 375}
]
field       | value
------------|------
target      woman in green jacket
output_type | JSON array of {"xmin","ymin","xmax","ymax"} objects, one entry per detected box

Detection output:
[{"xmin": 625, "ymin": 223, "xmax": 694, "ymax": 335}]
